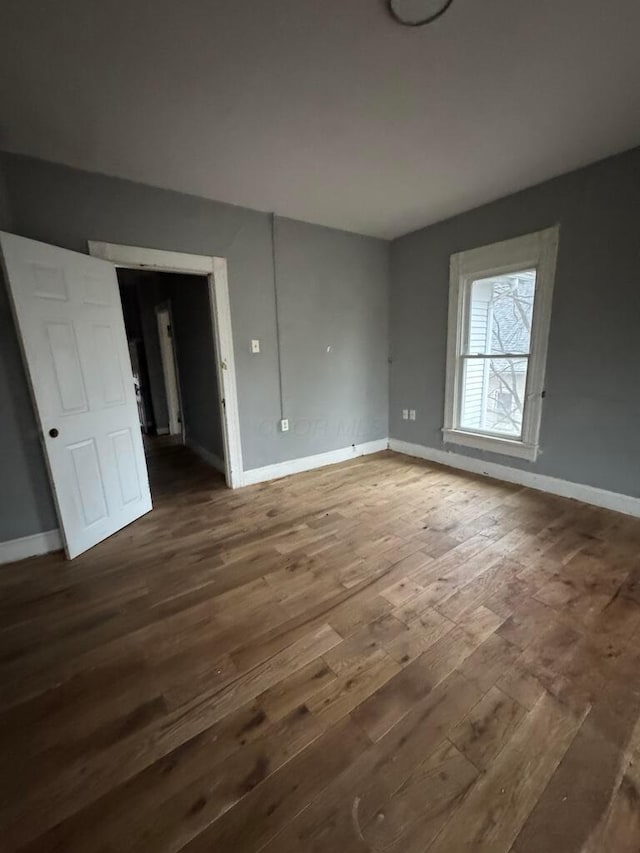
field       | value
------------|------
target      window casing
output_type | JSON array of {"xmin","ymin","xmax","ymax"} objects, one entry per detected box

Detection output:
[{"xmin": 443, "ymin": 227, "xmax": 559, "ymax": 461}]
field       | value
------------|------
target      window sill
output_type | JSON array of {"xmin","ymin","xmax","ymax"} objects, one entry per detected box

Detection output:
[{"xmin": 442, "ymin": 428, "xmax": 538, "ymax": 461}]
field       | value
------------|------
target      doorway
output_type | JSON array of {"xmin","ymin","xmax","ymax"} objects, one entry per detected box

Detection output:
[
  {"xmin": 89, "ymin": 242, "xmax": 243, "ymax": 490},
  {"xmin": 116, "ymin": 268, "xmax": 227, "ymax": 483},
  {"xmin": 1, "ymin": 233, "xmax": 242, "ymax": 559}
]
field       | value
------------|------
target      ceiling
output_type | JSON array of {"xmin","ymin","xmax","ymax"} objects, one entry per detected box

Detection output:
[{"xmin": 1, "ymin": 0, "xmax": 640, "ymax": 239}]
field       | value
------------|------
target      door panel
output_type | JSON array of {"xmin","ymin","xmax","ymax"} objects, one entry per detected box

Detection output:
[
  {"xmin": 31, "ymin": 262, "xmax": 69, "ymax": 300},
  {"xmin": 68, "ymin": 439, "xmax": 109, "ymax": 526},
  {"xmin": 92, "ymin": 324, "xmax": 126, "ymax": 406},
  {"xmin": 47, "ymin": 321, "xmax": 89, "ymax": 413},
  {"xmin": 1, "ymin": 231, "xmax": 152, "ymax": 558},
  {"xmin": 110, "ymin": 428, "xmax": 143, "ymax": 505},
  {"xmin": 83, "ymin": 272, "xmax": 112, "ymax": 306}
]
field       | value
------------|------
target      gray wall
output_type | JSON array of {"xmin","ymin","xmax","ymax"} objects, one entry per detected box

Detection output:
[
  {"xmin": 0, "ymin": 159, "xmax": 60, "ymax": 539},
  {"xmin": 6, "ymin": 142, "xmax": 638, "ymax": 543},
  {"xmin": 170, "ymin": 275, "xmax": 224, "ymax": 461},
  {"xmin": 267, "ymin": 217, "xmax": 389, "ymax": 459},
  {"xmin": 390, "ymin": 145, "xmax": 640, "ymax": 498},
  {"xmin": 0, "ymin": 153, "xmax": 389, "ymax": 540}
]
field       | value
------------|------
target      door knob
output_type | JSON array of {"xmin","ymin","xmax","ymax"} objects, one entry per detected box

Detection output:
[{"xmin": 48, "ymin": 428, "xmax": 59, "ymax": 438}]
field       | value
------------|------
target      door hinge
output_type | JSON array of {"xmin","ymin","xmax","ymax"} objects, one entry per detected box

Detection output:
[{"xmin": 167, "ymin": 324, "xmax": 172, "ymax": 338}]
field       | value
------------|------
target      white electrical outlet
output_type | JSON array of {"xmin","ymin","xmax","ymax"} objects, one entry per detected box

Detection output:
[
  {"xmin": 410, "ymin": 409, "xmax": 416, "ymax": 421},
  {"xmin": 402, "ymin": 409, "xmax": 409, "ymax": 420},
  {"xmin": 251, "ymin": 339, "xmax": 260, "ymax": 353},
  {"xmin": 280, "ymin": 418, "xmax": 289, "ymax": 432}
]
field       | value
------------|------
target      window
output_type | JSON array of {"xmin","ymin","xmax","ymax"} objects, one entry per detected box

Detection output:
[{"xmin": 444, "ymin": 227, "xmax": 559, "ymax": 461}]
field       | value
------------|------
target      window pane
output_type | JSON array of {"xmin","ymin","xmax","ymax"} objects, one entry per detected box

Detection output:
[
  {"xmin": 464, "ymin": 269, "xmax": 536, "ymax": 355},
  {"xmin": 459, "ymin": 357, "xmax": 528, "ymax": 438}
]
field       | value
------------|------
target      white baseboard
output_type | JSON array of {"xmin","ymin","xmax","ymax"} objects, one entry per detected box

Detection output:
[
  {"xmin": 389, "ymin": 439, "xmax": 640, "ymax": 519},
  {"xmin": 156, "ymin": 427, "xmax": 170, "ymax": 436},
  {"xmin": 0, "ymin": 529, "xmax": 63, "ymax": 565},
  {"xmin": 3, "ymin": 440, "xmax": 633, "ymax": 567},
  {"xmin": 242, "ymin": 439, "xmax": 389, "ymax": 487},
  {"xmin": 185, "ymin": 437, "xmax": 226, "ymax": 474}
]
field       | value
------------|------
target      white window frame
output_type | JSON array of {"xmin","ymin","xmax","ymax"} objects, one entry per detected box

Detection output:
[{"xmin": 443, "ymin": 226, "xmax": 559, "ymax": 461}]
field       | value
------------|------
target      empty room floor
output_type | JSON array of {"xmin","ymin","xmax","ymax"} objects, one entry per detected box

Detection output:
[{"xmin": 2, "ymin": 449, "xmax": 640, "ymax": 852}]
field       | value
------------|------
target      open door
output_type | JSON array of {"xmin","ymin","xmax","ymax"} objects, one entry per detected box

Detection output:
[
  {"xmin": 0, "ymin": 232, "xmax": 152, "ymax": 558},
  {"xmin": 156, "ymin": 303, "xmax": 182, "ymax": 437}
]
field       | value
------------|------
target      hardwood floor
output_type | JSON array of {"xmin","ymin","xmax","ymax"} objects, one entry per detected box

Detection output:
[{"xmin": 2, "ymin": 443, "xmax": 640, "ymax": 852}]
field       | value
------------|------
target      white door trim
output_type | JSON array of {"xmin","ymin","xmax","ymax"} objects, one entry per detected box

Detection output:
[{"xmin": 88, "ymin": 242, "xmax": 244, "ymax": 488}]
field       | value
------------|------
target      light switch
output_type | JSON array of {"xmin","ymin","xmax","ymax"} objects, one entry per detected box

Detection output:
[
  {"xmin": 280, "ymin": 418, "xmax": 289, "ymax": 432},
  {"xmin": 251, "ymin": 339, "xmax": 260, "ymax": 353},
  {"xmin": 410, "ymin": 409, "xmax": 416, "ymax": 421},
  {"xmin": 402, "ymin": 409, "xmax": 409, "ymax": 420}
]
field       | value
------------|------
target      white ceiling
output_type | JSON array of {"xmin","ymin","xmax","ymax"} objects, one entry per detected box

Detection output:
[{"xmin": 1, "ymin": 0, "xmax": 640, "ymax": 238}]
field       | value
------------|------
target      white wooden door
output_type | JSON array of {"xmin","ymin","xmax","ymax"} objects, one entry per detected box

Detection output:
[
  {"xmin": 0, "ymin": 232, "xmax": 152, "ymax": 558},
  {"xmin": 156, "ymin": 306, "xmax": 182, "ymax": 436}
]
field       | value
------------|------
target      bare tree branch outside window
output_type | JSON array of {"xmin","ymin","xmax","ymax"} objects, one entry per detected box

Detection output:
[{"xmin": 486, "ymin": 273, "xmax": 534, "ymax": 435}]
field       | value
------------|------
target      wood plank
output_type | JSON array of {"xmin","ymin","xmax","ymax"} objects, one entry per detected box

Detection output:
[
  {"xmin": 352, "ymin": 606, "xmax": 503, "ymax": 741},
  {"xmin": 20, "ymin": 702, "xmax": 323, "ymax": 853},
  {"xmin": 510, "ymin": 671, "xmax": 640, "ymax": 853},
  {"xmin": 496, "ymin": 661, "xmax": 546, "ymax": 710},
  {"xmin": 361, "ymin": 740, "xmax": 478, "ymax": 852},
  {"xmin": 178, "ymin": 718, "xmax": 369, "ymax": 853},
  {"xmin": 307, "ymin": 653, "xmax": 401, "ymax": 725},
  {"xmin": 427, "ymin": 693, "xmax": 585, "ymax": 853},
  {"xmin": 3, "ymin": 445, "xmax": 640, "ymax": 853},
  {"xmin": 0, "ymin": 622, "xmax": 342, "ymax": 848},
  {"xmin": 259, "ymin": 671, "xmax": 483, "ymax": 853},
  {"xmin": 384, "ymin": 607, "xmax": 455, "ymax": 665},
  {"xmin": 379, "ymin": 577, "xmax": 425, "ymax": 607},
  {"xmin": 258, "ymin": 658, "xmax": 337, "ymax": 721},
  {"xmin": 457, "ymin": 632, "xmax": 521, "ymax": 693},
  {"xmin": 583, "ymin": 758, "xmax": 640, "ymax": 853},
  {"xmin": 449, "ymin": 685, "xmax": 527, "ymax": 770}
]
